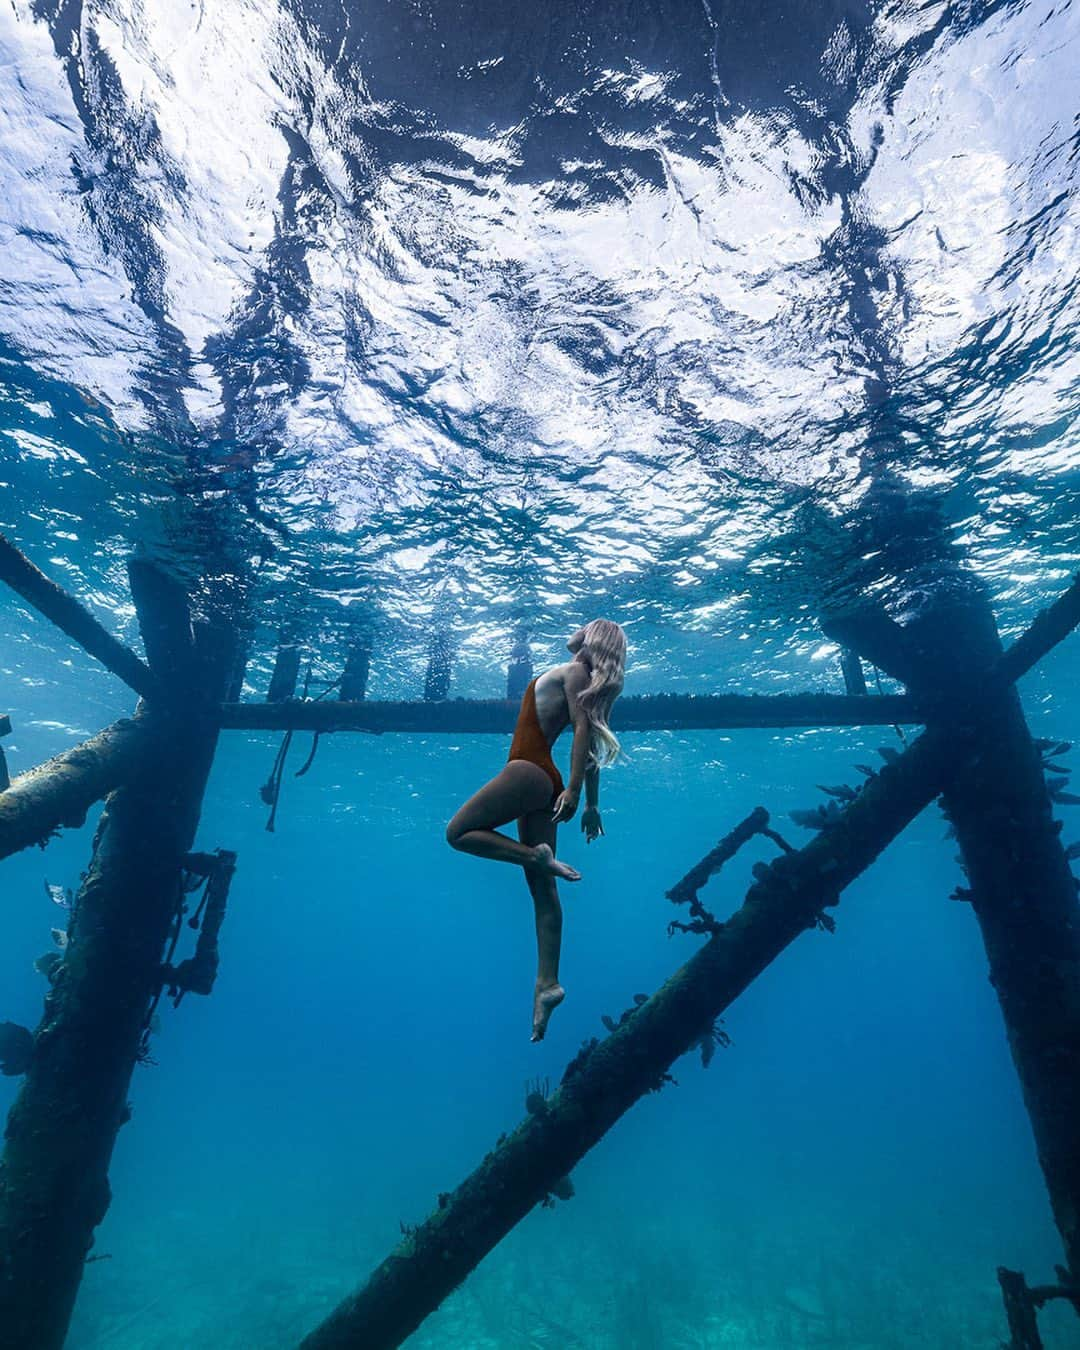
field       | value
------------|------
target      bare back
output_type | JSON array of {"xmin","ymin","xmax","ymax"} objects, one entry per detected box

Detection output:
[{"xmin": 532, "ymin": 662, "xmax": 589, "ymax": 749}]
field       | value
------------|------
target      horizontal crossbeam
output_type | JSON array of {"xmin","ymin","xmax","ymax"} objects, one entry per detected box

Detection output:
[
  {"xmin": 0, "ymin": 718, "xmax": 150, "ymax": 862},
  {"xmin": 218, "ymin": 691, "xmax": 921, "ymax": 735}
]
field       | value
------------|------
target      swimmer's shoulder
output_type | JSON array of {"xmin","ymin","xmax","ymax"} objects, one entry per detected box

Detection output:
[
  {"xmin": 535, "ymin": 662, "xmax": 584, "ymax": 708},
  {"xmin": 537, "ymin": 661, "xmax": 584, "ymax": 688},
  {"xmin": 539, "ymin": 661, "xmax": 589, "ymax": 714}
]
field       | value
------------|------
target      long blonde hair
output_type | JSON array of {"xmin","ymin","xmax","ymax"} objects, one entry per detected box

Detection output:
[{"xmin": 577, "ymin": 619, "xmax": 627, "ymax": 767}]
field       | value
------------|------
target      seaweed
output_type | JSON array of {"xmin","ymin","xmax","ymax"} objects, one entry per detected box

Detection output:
[{"xmin": 524, "ymin": 1077, "xmax": 551, "ymax": 1117}]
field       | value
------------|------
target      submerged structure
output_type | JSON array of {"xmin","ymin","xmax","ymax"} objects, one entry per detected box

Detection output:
[{"xmin": 1, "ymin": 519, "xmax": 1079, "ymax": 1349}]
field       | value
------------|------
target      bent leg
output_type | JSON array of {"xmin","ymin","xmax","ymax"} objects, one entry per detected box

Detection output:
[
  {"xmin": 446, "ymin": 761, "xmax": 552, "ymax": 868},
  {"xmin": 519, "ymin": 808, "xmax": 566, "ymax": 1042}
]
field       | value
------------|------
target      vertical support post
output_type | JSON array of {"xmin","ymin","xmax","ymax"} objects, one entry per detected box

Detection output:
[
  {"xmin": 423, "ymin": 628, "xmax": 454, "ymax": 702},
  {"xmin": 838, "ymin": 585, "xmax": 1080, "ymax": 1282},
  {"xmin": 200, "ymin": 566, "xmax": 251, "ymax": 704},
  {"xmin": 998, "ymin": 1269, "xmax": 1045, "ymax": 1350},
  {"xmin": 839, "ymin": 647, "xmax": 868, "ymax": 697},
  {"xmin": 340, "ymin": 635, "xmax": 371, "ymax": 703},
  {"xmin": 223, "ymin": 645, "xmax": 248, "ymax": 703},
  {"xmin": 0, "ymin": 715, "xmax": 221, "ymax": 1349},
  {"xmin": 126, "ymin": 558, "xmax": 196, "ymax": 694},
  {"xmin": 506, "ymin": 628, "xmax": 533, "ymax": 702},
  {"xmin": 921, "ymin": 596, "xmax": 1080, "ymax": 1284},
  {"xmin": 268, "ymin": 641, "xmax": 302, "ymax": 703},
  {"xmin": 0, "ymin": 562, "xmax": 234, "ymax": 1350}
]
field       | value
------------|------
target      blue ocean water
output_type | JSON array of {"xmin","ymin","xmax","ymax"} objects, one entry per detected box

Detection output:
[{"xmin": 2, "ymin": 0, "xmax": 1080, "ymax": 1345}]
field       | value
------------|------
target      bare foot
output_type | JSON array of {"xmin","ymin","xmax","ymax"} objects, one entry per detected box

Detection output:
[
  {"xmin": 531, "ymin": 982, "xmax": 565, "ymax": 1042},
  {"xmin": 528, "ymin": 843, "xmax": 581, "ymax": 882}
]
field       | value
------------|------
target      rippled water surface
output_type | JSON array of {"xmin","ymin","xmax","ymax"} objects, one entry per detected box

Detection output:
[{"xmin": 2, "ymin": 0, "xmax": 1078, "ymax": 705}]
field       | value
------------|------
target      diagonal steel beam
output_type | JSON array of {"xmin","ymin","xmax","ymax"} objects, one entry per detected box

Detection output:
[{"xmin": 0, "ymin": 532, "xmax": 162, "ymax": 703}]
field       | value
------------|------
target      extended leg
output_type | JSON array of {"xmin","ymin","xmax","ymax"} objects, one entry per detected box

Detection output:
[{"xmin": 519, "ymin": 809, "xmax": 566, "ymax": 1041}]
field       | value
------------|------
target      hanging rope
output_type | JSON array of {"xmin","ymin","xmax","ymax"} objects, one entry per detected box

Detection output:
[
  {"xmin": 295, "ymin": 731, "xmax": 322, "ymax": 778},
  {"xmin": 138, "ymin": 863, "xmax": 207, "ymax": 1062},
  {"xmin": 259, "ymin": 666, "xmax": 341, "ymax": 828},
  {"xmin": 260, "ymin": 728, "xmax": 294, "ymax": 832}
]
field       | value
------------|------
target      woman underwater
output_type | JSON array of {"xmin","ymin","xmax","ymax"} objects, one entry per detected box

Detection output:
[{"xmin": 446, "ymin": 619, "xmax": 627, "ymax": 1041}]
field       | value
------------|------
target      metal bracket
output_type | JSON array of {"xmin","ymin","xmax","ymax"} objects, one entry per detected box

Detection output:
[{"xmin": 161, "ymin": 848, "xmax": 237, "ymax": 1001}]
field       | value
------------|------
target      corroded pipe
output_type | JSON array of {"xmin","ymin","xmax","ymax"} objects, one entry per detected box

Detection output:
[{"xmin": 0, "ymin": 717, "xmax": 150, "ymax": 862}]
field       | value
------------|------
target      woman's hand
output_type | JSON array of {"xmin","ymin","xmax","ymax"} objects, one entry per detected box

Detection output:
[
  {"xmin": 581, "ymin": 805, "xmax": 604, "ymax": 843},
  {"xmin": 552, "ymin": 788, "xmax": 580, "ymax": 823}
]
